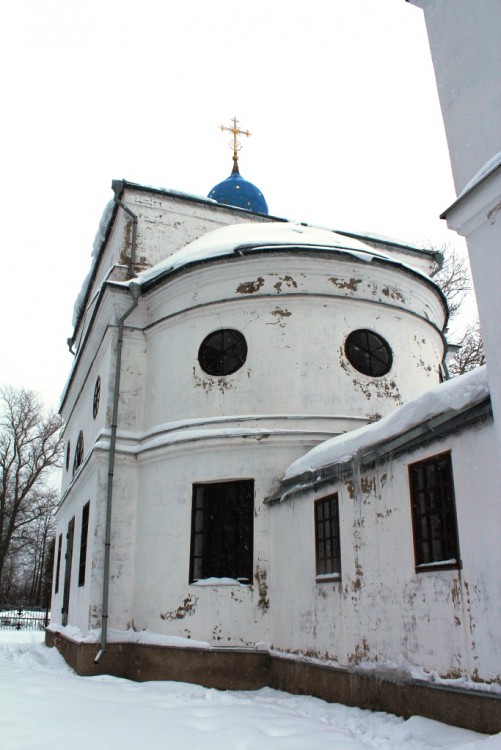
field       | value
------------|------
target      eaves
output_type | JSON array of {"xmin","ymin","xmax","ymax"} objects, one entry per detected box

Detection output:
[{"xmin": 268, "ymin": 396, "xmax": 492, "ymax": 504}]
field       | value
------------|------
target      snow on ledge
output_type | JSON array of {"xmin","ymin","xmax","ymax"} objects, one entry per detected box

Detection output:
[
  {"xmin": 47, "ymin": 623, "xmax": 211, "ymax": 650},
  {"xmin": 458, "ymin": 148, "xmax": 501, "ymax": 198},
  {"xmin": 45, "ymin": 624, "xmax": 501, "ymax": 694},
  {"xmin": 46, "ymin": 623, "xmax": 269, "ymax": 651},
  {"xmin": 284, "ymin": 366, "xmax": 490, "ymax": 480}
]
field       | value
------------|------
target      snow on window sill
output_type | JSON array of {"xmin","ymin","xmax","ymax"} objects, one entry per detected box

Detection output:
[
  {"xmin": 415, "ymin": 559, "xmax": 460, "ymax": 573},
  {"xmin": 316, "ymin": 573, "xmax": 341, "ymax": 583},
  {"xmin": 191, "ymin": 577, "xmax": 251, "ymax": 587}
]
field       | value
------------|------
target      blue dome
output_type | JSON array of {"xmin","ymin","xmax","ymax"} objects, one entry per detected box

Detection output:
[{"xmin": 208, "ymin": 170, "xmax": 268, "ymax": 214}]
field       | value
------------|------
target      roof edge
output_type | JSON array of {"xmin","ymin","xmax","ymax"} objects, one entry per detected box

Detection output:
[{"xmin": 268, "ymin": 395, "xmax": 492, "ymax": 504}]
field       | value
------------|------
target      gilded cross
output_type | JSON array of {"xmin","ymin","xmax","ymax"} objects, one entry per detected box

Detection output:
[{"xmin": 219, "ymin": 117, "xmax": 252, "ymax": 173}]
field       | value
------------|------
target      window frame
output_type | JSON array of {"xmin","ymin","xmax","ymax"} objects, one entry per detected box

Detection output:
[
  {"xmin": 78, "ymin": 501, "xmax": 90, "ymax": 587},
  {"xmin": 189, "ymin": 480, "xmax": 254, "ymax": 584},
  {"xmin": 55, "ymin": 533, "xmax": 63, "ymax": 594},
  {"xmin": 408, "ymin": 451, "xmax": 461, "ymax": 573},
  {"xmin": 93, "ymin": 376, "xmax": 101, "ymax": 419},
  {"xmin": 198, "ymin": 329, "xmax": 248, "ymax": 377},
  {"xmin": 345, "ymin": 329, "xmax": 393, "ymax": 378},
  {"xmin": 314, "ymin": 493, "xmax": 342, "ymax": 581}
]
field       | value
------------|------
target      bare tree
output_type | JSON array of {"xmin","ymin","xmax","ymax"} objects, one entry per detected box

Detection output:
[
  {"xmin": 448, "ymin": 320, "xmax": 486, "ymax": 377},
  {"xmin": 431, "ymin": 244, "xmax": 485, "ymax": 377},
  {"xmin": 433, "ymin": 245, "xmax": 473, "ymax": 319},
  {"xmin": 0, "ymin": 387, "xmax": 63, "ymax": 602}
]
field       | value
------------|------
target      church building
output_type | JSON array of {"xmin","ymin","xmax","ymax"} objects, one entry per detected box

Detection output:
[{"xmin": 47, "ymin": 119, "xmax": 500, "ymax": 734}]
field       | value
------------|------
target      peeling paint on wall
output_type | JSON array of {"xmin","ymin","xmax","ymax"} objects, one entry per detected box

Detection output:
[
  {"xmin": 160, "ymin": 594, "xmax": 198, "ymax": 621},
  {"xmin": 329, "ymin": 277, "xmax": 363, "ymax": 292},
  {"xmin": 381, "ymin": 286, "xmax": 407, "ymax": 304},
  {"xmin": 352, "ymin": 377, "xmax": 402, "ymax": 403},
  {"xmin": 254, "ymin": 566, "xmax": 269, "ymax": 612},
  {"xmin": 348, "ymin": 637, "xmax": 370, "ymax": 665},
  {"xmin": 273, "ymin": 275, "xmax": 297, "ymax": 293},
  {"xmin": 267, "ymin": 308, "xmax": 292, "ymax": 327},
  {"xmin": 193, "ymin": 367, "xmax": 233, "ymax": 394},
  {"xmin": 236, "ymin": 277, "xmax": 265, "ymax": 294}
]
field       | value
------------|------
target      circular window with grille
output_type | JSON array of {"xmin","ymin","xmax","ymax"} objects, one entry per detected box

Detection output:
[
  {"xmin": 345, "ymin": 329, "xmax": 393, "ymax": 377},
  {"xmin": 93, "ymin": 376, "xmax": 101, "ymax": 419},
  {"xmin": 73, "ymin": 431, "xmax": 84, "ymax": 476},
  {"xmin": 198, "ymin": 329, "xmax": 248, "ymax": 376}
]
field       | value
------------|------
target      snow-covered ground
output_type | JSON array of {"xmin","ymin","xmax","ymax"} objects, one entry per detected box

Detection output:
[{"xmin": 1, "ymin": 631, "xmax": 500, "ymax": 750}]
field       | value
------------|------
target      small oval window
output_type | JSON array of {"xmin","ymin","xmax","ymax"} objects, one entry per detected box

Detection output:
[
  {"xmin": 198, "ymin": 329, "xmax": 248, "ymax": 376},
  {"xmin": 345, "ymin": 329, "xmax": 393, "ymax": 377}
]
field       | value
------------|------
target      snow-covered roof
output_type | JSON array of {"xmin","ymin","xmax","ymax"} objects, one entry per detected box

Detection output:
[
  {"xmin": 334, "ymin": 229, "xmax": 437, "ymax": 254},
  {"xmin": 128, "ymin": 222, "xmax": 409, "ymax": 290},
  {"xmin": 284, "ymin": 366, "xmax": 490, "ymax": 482}
]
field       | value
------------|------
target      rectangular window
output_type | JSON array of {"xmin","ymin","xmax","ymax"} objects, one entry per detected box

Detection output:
[
  {"xmin": 189, "ymin": 480, "xmax": 254, "ymax": 583},
  {"xmin": 408, "ymin": 451, "xmax": 460, "ymax": 571},
  {"xmin": 78, "ymin": 502, "xmax": 90, "ymax": 587},
  {"xmin": 55, "ymin": 534, "xmax": 63, "ymax": 594},
  {"xmin": 62, "ymin": 517, "xmax": 75, "ymax": 626},
  {"xmin": 315, "ymin": 493, "xmax": 341, "ymax": 578}
]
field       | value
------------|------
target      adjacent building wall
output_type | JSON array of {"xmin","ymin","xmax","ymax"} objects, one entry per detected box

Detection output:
[{"xmin": 270, "ymin": 417, "xmax": 500, "ymax": 684}]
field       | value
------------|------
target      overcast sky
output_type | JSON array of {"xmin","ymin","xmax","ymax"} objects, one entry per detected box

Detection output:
[{"xmin": 0, "ymin": 0, "xmax": 461, "ymax": 410}]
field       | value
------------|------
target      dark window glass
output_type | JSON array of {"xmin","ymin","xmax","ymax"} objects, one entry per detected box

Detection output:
[
  {"xmin": 315, "ymin": 494, "xmax": 341, "ymax": 577},
  {"xmin": 345, "ymin": 329, "xmax": 393, "ymax": 377},
  {"xmin": 198, "ymin": 329, "xmax": 247, "ymax": 376},
  {"xmin": 189, "ymin": 480, "xmax": 254, "ymax": 583},
  {"xmin": 55, "ymin": 534, "xmax": 63, "ymax": 594},
  {"xmin": 73, "ymin": 432, "xmax": 84, "ymax": 476},
  {"xmin": 408, "ymin": 452, "xmax": 460, "ymax": 570},
  {"xmin": 62, "ymin": 517, "xmax": 75, "ymax": 626},
  {"xmin": 78, "ymin": 502, "xmax": 90, "ymax": 587},
  {"xmin": 93, "ymin": 376, "xmax": 101, "ymax": 419},
  {"xmin": 66, "ymin": 442, "xmax": 71, "ymax": 472}
]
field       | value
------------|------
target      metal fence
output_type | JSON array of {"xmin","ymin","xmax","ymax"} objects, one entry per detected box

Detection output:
[{"xmin": 0, "ymin": 605, "xmax": 49, "ymax": 630}]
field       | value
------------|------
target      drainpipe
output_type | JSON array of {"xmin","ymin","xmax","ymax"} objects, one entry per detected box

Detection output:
[
  {"xmin": 113, "ymin": 185, "xmax": 138, "ymax": 279},
  {"xmin": 95, "ymin": 281, "xmax": 141, "ymax": 664}
]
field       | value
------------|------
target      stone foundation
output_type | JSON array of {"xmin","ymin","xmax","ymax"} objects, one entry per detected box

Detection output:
[{"xmin": 45, "ymin": 630, "xmax": 501, "ymax": 735}]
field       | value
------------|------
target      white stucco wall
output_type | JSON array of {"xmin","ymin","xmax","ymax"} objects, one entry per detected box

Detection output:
[
  {"xmin": 139, "ymin": 253, "xmax": 445, "ymax": 433},
  {"xmin": 409, "ymin": 0, "xmax": 501, "ymax": 195},
  {"xmin": 51, "ymin": 462, "xmax": 99, "ymax": 631},
  {"xmin": 269, "ymin": 416, "xmax": 500, "ymax": 683},
  {"xmin": 127, "ymin": 440, "xmax": 289, "ymax": 645},
  {"xmin": 72, "ymin": 188, "xmax": 275, "ymax": 354},
  {"xmin": 53, "ymin": 203, "xmax": 448, "ymax": 643}
]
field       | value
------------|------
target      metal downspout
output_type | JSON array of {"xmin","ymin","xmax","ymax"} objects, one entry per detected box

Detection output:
[{"xmin": 95, "ymin": 282, "xmax": 141, "ymax": 663}]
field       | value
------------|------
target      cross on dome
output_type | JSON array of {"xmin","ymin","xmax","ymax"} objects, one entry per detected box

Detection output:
[
  {"xmin": 219, "ymin": 117, "xmax": 252, "ymax": 174},
  {"xmin": 208, "ymin": 117, "xmax": 268, "ymax": 214}
]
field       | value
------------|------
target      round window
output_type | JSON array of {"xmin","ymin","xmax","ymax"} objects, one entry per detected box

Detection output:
[
  {"xmin": 198, "ymin": 329, "xmax": 248, "ymax": 376},
  {"xmin": 345, "ymin": 329, "xmax": 393, "ymax": 377},
  {"xmin": 93, "ymin": 376, "xmax": 101, "ymax": 419}
]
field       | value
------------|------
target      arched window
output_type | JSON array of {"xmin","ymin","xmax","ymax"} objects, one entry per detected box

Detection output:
[{"xmin": 73, "ymin": 431, "xmax": 84, "ymax": 476}]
